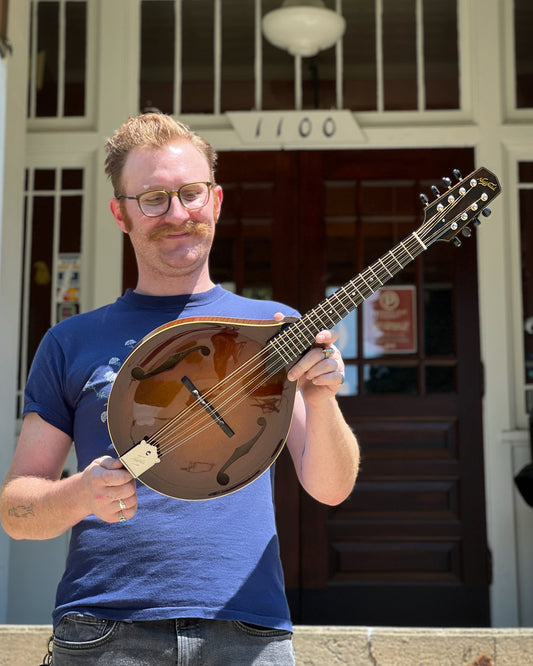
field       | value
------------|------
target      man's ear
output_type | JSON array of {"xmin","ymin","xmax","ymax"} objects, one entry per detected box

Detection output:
[
  {"xmin": 213, "ymin": 185, "xmax": 223, "ymax": 223},
  {"xmin": 110, "ymin": 198, "xmax": 128, "ymax": 233}
]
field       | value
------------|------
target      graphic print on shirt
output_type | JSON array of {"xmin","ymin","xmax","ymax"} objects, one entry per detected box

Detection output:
[{"xmin": 82, "ymin": 339, "xmax": 138, "ymax": 423}]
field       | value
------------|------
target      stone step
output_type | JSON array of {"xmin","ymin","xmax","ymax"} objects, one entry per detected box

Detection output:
[{"xmin": 2, "ymin": 624, "xmax": 533, "ymax": 665}]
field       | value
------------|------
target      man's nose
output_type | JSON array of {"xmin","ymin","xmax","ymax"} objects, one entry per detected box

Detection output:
[{"xmin": 165, "ymin": 193, "xmax": 189, "ymax": 219}]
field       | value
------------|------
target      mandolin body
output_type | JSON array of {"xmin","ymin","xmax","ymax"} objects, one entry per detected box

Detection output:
[{"xmin": 107, "ymin": 317, "xmax": 298, "ymax": 500}]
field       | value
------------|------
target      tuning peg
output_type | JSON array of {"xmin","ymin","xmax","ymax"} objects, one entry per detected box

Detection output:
[
  {"xmin": 431, "ymin": 185, "xmax": 441, "ymax": 197},
  {"xmin": 453, "ymin": 237, "xmax": 462, "ymax": 247},
  {"xmin": 482, "ymin": 208, "xmax": 492, "ymax": 218},
  {"xmin": 442, "ymin": 177, "xmax": 452, "ymax": 189},
  {"xmin": 453, "ymin": 169, "xmax": 463, "ymax": 181},
  {"xmin": 472, "ymin": 217, "xmax": 481, "ymax": 227},
  {"xmin": 419, "ymin": 193, "xmax": 429, "ymax": 205},
  {"xmin": 462, "ymin": 227, "xmax": 472, "ymax": 238}
]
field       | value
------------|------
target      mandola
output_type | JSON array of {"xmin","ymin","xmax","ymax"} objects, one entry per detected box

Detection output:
[{"xmin": 107, "ymin": 167, "xmax": 501, "ymax": 500}]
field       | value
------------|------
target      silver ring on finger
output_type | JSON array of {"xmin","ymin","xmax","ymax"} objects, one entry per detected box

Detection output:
[
  {"xmin": 118, "ymin": 499, "xmax": 126, "ymax": 511},
  {"xmin": 322, "ymin": 347, "xmax": 334, "ymax": 360},
  {"xmin": 119, "ymin": 511, "xmax": 126, "ymax": 523}
]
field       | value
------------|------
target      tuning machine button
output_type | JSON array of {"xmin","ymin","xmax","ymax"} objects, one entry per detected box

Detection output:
[
  {"xmin": 482, "ymin": 208, "xmax": 492, "ymax": 218},
  {"xmin": 453, "ymin": 237, "xmax": 462, "ymax": 247},
  {"xmin": 453, "ymin": 169, "xmax": 463, "ymax": 181},
  {"xmin": 431, "ymin": 185, "xmax": 441, "ymax": 197},
  {"xmin": 442, "ymin": 177, "xmax": 452, "ymax": 188},
  {"xmin": 462, "ymin": 227, "xmax": 472, "ymax": 238},
  {"xmin": 419, "ymin": 193, "xmax": 429, "ymax": 205}
]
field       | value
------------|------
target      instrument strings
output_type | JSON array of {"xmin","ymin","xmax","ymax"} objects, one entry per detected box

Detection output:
[{"xmin": 142, "ymin": 194, "xmax": 477, "ymax": 459}]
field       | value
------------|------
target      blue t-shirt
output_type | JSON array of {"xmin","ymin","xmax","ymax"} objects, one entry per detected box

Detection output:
[{"xmin": 23, "ymin": 286, "xmax": 299, "ymax": 630}]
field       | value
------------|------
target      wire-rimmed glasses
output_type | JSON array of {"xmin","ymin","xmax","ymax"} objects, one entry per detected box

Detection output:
[{"xmin": 116, "ymin": 182, "xmax": 213, "ymax": 217}]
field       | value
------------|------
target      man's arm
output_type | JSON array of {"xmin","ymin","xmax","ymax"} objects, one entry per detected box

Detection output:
[
  {"xmin": 285, "ymin": 329, "xmax": 360, "ymax": 506},
  {"xmin": 0, "ymin": 412, "xmax": 137, "ymax": 540}
]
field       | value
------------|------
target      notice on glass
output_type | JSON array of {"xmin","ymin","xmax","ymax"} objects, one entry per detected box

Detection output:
[{"xmin": 363, "ymin": 286, "xmax": 417, "ymax": 355}]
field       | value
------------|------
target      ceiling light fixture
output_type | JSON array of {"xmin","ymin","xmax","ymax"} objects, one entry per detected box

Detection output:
[{"xmin": 262, "ymin": 0, "xmax": 346, "ymax": 58}]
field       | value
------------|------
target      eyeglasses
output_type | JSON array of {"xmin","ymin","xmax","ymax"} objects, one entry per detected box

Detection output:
[{"xmin": 116, "ymin": 182, "xmax": 213, "ymax": 217}]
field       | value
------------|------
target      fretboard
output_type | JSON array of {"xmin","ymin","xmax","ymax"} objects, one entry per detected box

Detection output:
[{"xmin": 268, "ymin": 230, "xmax": 428, "ymax": 367}]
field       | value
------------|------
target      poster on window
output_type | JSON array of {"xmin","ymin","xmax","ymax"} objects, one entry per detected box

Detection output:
[
  {"xmin": 363, "ymin": 286, "xmax": 417, "ymax": 355},
  {"xmin": 56, "ymin": 253, "xmax": 80, "ymax": 321}
]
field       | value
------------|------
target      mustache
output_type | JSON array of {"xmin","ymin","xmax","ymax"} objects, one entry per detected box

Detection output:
[{"xmin": 148, "ymin": 220, "xmax": 211, "ymax": 241}]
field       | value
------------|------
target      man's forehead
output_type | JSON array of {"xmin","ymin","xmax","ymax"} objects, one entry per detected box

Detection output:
[{"xmin": 123, "ymin": 141, "xmax": 210, "ymax": 184}]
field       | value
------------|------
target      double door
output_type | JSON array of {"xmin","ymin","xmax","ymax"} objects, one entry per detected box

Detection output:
[{"xmin": 124, "ymin": 147, "xmax": 491, "ymax": 626}]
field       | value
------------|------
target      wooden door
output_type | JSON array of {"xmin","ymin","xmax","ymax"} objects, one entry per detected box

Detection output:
[
  {"xmin": 122, "ymin": 147, "xmax": 490, "ymax": 627},
  {"xmin": 292, "ymin": 148, "xmax": 490, "ymax": 627}
]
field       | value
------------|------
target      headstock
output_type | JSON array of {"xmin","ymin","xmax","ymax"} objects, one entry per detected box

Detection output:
[{"xmin": 417, "ymin": 167, "xmax": 501, "ymax": 248}]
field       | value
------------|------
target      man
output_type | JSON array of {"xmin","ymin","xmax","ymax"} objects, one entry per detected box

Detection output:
[{"xmin": 0, "ymin": 113, "xmax": 359, "ymax": 665}]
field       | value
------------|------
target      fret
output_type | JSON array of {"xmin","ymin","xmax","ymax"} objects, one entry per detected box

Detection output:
[
  {"xmin": 400, "ymin": 241, "xmax": 415, "ymax": 260},
  {"xmin": 348, "ymin": 281, "xmax": 365, "ymax": 303},
  {"xmin": 412, "ymin": 231, "xmax": 427, "ymax": 250},
  {"xmin": 341, "ymin": 283, "xmax": 360, "ymax": 308},
  {"xmin": 366, "ymin": 266, "xmax": 383, "ymax": 287},
  {"xmin": 330, "ymin": 292, "xmax": 352, "ymax": 317},
  {"xmin": 354, "ymin": 276, "xmax": 374, "ymax": 299},
  {"xmin": 388, "ymin": 248, "xmax": 405, "ymax": 269},
  {"xmin": 378, "ymin": 258, "xmax": 394, "ymax": 277}
]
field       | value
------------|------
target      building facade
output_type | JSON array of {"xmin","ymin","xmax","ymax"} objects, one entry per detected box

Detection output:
[{"xmin": 1, "ymin": 0, "xmax": 532, "ymax": 628}]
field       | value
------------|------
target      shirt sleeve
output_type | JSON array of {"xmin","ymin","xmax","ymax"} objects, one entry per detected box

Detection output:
[{"xmin": 23, "ymin": 329, "xmax": 74, "ymax": 438}]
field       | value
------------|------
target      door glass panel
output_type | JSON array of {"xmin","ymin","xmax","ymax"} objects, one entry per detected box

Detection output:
[
  {"xmin": 343, "ymin": 0, "xmax": 377, "ymax": 111},
  {"xmin": 35, "ymin": 1, "xmax": 59, "ymax": 117},
  {"xmin": 181, "ymin": 0, "xmax": 214, "ymax": 113},
  {"xmin": 221, "ymin": 0, "xmax": 255, "ymax": 111},
  {"xmin": 325, "ymin": 175, "xmax": 458, "ymax": 396},
  {"xmin": 515, "ymin": 0, "xmax": 533, "ymax": 109},
  {"xmin": 423, "ymin": 0, "xmax": 459, "ymax": 110},
  {"xmin": 423, "ymin": 238, "xmax": 455, "ymax": 392},
  {"xmin": 364, "ymin": 364, "xmax": 418, "ymax": 394},
  {"xmin": 140, "ymin": 0, "xmax": 175, "ymax": 114},
  {"xmin": 64, "ymin": 0, "xmax": 87, "ymax": 116},
  {"xmin": 383, "ymin": 0, "xmax": 417, "ymax": 110},
  {"xmin": 18, "ymin": 167, "xmax": 84, "ymax": 417},
  {"xmin": 29, "ymin": 0, "xmax": 87, "ymax": 118},
  {"xmin": 210, "ymin": 181, "xmax": 274, "ymax": 300},
  {"xmin": 325, "ymin": 179, "xmax": 357, "ymax": 395}
]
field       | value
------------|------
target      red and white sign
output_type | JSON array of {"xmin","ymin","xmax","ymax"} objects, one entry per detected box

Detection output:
[{"xmin": 363, "ymin": 286, "xmax": 417, "ymax": 355}]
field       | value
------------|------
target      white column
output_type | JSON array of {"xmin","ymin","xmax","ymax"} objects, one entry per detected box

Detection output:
[
  {"xmin": 469, "ymin": 0, "xmax": 520, "ymax": 626},
  {"xmin": 90, "ymin": 0, "xmax": 142, "ymax": 309},
  {"xmin": 0, "ymin": 0, "xmax": 31, "ymax": 623}
]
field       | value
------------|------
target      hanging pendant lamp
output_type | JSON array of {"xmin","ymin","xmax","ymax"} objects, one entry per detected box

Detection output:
[{"xmin": 262, "ymin": 0, "xmax": 346, "ymax": 58}]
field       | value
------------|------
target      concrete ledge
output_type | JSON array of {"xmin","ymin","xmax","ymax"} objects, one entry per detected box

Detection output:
[
  {"xmin": 293, "ymin": 626, "xmax": 533, "ymax": 665},
  {"xmin": 2, "ymin": 624, "xmax": 533, "ymax": 665}
]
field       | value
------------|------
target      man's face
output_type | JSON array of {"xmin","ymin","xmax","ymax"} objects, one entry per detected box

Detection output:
[{"xmin": 111, "ymin": 141, "xmax": 222, "ymax": 288}]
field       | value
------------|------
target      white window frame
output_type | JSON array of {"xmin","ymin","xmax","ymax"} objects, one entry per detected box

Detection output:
[
  {"xmin": 27, "ymin": 0, "xmax": 98, "ymax": 130},
  {"xmin": 17, "ymin": 149, "xmax": 94, "ymax": 420}
]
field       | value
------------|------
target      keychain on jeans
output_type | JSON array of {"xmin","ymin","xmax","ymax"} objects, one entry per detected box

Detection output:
[{"xmin": 38, "ymin": 635, "xmax": 53, "ymax": 665}]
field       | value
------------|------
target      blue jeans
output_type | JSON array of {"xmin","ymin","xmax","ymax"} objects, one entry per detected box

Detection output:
[{"xmin": 51, "ymin": 615, "xmax": 295, "ymax": 665}]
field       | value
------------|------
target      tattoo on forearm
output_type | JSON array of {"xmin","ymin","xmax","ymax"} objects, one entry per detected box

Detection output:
[{"xmin": 8, "ymin": 504, "xmax": 35, "ymax": 518}]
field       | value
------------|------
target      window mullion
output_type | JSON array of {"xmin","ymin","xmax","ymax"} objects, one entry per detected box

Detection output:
[
  {"xmin": 375, "ymin": 0, "xmax": 384, "ymax": 112},
  {"xmin": 57, "ymin": 0, "xmax": 66, "ymax": 118},
  {"xmin": 213, "ymin": 0, "xmax": 222, "ymax": 115},
  {"xmin": 173, "ymin": 0, "xmax": 182, "ymax": 115},
  {"xmin": 29, "ymin": 1, "xmax": 38, "ymax": 119},
  {"xmin": 416, "ymin": 0, "xmax": 426, "ymax": 111},
  {"xmin": 254, "ymin": 0, "xmax": 262, "ymax": 111},
  {"xmin": 19, "ymin": 170, "xmax": 35, "ymax": 414},
  {"xmin": 50, "ymin": 169, "xmax": 61, "ymax": 327},
  {"xmin": 335, "ymin": 0, "xmax": 344, "ymax": 109}
]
